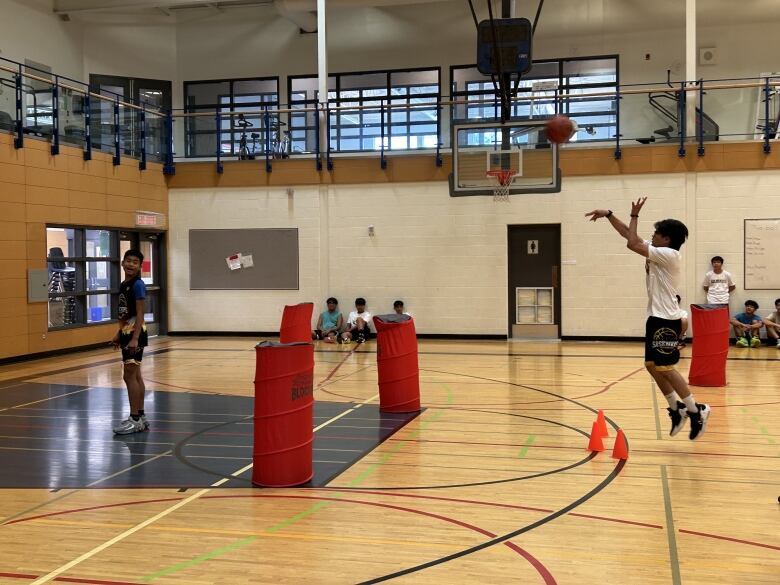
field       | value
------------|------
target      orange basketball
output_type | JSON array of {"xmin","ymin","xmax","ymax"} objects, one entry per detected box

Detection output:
[{"xmin": 546, "ymin": 115, "xmax": 576, "ymax": 144}]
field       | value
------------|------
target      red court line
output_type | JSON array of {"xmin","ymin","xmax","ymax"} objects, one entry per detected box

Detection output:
[
  {"xmin": 678, "ymin": 529, "xmax": 780, "ymax": 551},
  {"xmin": 6, "ymin": 494, "xmax": 555, "ymax": 585},
  {"xmin": 321, "ymin": 488, "xmax": 664, "ymax": 530},
  {"xmin": 0, "ymin": 573, "xmax": 141, "ymax": 585}
]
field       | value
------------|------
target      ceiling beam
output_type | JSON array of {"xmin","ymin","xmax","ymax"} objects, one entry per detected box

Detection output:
[{"xmin": 53, "ymin": 0, "xmax": 266, "ymax": 14}]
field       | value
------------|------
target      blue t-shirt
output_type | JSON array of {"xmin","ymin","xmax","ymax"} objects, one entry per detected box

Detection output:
[
  {"xmin": 320, "ymin": 310, "xmax": 341, "ymax": 330},
  {"xmin": 734, "ymin": 311, "xmax": 761, "ymax": 325},
  {"xmin": 118, "ymin": 277, "xmax": 146, "ymax": 321}
]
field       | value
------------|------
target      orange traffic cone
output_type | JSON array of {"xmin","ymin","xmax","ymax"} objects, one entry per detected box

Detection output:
[
  {"xmin": 587, "ymin": 421, "xmax": 605, "ymax": 452},
  {"xmin": 611, "ymin": 428, "xmax": 629, "ymax": 460},
  {"xmin": 595, "ymin": 409, "xmax": 609, "ymax": 438}
]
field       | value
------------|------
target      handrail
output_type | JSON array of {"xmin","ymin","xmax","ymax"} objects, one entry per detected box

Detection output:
[{"xmin": 0, "ymin": 58, "xmax": 168, "ymax": 115}]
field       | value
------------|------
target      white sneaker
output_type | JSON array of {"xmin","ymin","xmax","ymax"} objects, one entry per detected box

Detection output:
[
  {"xmin": 776, "ymin": 339, "xmax": 780, "ymax": 348},
  {"xmin": 113, "ymin": 417, "xmax": 145, "ymax": 435},
  {"xmin": 140, "ymin": 415, "xmax": 150, "ymax": 430}
]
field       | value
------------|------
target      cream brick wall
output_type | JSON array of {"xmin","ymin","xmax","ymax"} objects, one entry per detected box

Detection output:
[{"xmin": 169, "ymin": 170, "xmax": 780, "ymax": 336}]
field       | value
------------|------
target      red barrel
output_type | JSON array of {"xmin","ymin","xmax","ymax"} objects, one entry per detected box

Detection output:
[
  {"xmin": 689, "ymin": 304, "xmax": 729, "ymax": 387},
  {"xmin": 252, "ymin": 341, "xmax": 314, "ymax": 487},
  {"xmin": 373, "ymin": 314, "xmax": 421, "ymax": 413},
  {"xmin": 279, "ymin": 302, "xmax": 314, "ymax": 343}
]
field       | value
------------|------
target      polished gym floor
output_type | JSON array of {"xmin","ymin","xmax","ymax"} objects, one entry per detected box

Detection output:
[{"xmin": 0, "ymin": 337, "xmax": 778, "ymax": 584}]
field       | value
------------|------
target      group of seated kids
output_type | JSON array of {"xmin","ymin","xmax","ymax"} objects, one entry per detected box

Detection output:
[
  {"xmin": 312, "ymin": 298, "xmax": 409, "ymax": 344},
  {"xmin": 731, "ymin": 298, "xmax": 780, "ymax": 348}
]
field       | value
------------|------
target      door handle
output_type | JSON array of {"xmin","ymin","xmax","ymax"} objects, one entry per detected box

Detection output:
[{"xmin": 552, "ymin": 265, "xmax": 558, "ymax": 288}]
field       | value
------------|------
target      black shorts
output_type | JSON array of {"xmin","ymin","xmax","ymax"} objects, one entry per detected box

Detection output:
[
  {"xmin": 348, "ymin": 325, "xmax": 372, "ymax": 340},
  {"xmin": 119, "ymin": 329, "xmax": 148, "ymax": 365},
  {"xmin": 645, "ymin": 316, "xmax": 681, "ymax": 368}
]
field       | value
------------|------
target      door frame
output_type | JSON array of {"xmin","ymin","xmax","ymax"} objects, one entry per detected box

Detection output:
[
  {"xmin": 119, "ymin": 229, "xmax": 167, "ymax": 336},
  {"xmin": 506, "ymin": 223, "xmax": 562, "ymax": 339}
]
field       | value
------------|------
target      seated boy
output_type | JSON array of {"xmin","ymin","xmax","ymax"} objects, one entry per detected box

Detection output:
[
  {"xmin": 731, "ymin": 300, "xmax": 763, "ymax": 348},
  {"xmin": 762, "ymin": 298, "xmax": 780, "ymax": 348},
  {"xmin": 314, "ymin": 297, "xmax": 343, "ymax": 343},
  {"xmin": 342, "ymin": 298, "xmax": 372, "ymax": 344}
]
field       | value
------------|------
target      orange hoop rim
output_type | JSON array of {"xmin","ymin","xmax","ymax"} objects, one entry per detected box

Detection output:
[{"xmin": 486, "ymin": 169, "xmax": 518, "ymax": 186}]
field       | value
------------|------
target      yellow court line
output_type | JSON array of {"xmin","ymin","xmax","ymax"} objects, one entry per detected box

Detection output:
[
  {"xmin": 0, "ymin": 387, "xmax": 93, "ymax": 413},
  {"xmin": 30, "ymin": 393, "xmax": 380, "ymax": 585}
]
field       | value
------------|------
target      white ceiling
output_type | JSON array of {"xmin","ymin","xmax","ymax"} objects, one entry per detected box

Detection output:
[{"xmin": 50, "ymin": 0, "xmax": 780, "ymax": 32}]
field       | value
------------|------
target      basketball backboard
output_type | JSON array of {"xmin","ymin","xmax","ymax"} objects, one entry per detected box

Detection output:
[{"xmin": 449, "ymin": 120, "xmax": 561, "ymax": 197}]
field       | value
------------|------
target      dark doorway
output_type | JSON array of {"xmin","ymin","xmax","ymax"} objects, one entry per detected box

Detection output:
[{"xmin": 507, "ymin": 224, "xmax": 561, "ymax": 338}]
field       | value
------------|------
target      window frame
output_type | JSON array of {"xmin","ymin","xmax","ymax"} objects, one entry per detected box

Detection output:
[
  {"xmin": 46, "ymin": 225, "xmax": 121, "ymax": 331},
  {"xmin": 450, "ymin": 54, "xmax": 619, "ymax": 144},
  {"xmin": 183, "ymin": 76, "xmax": 280, "ymax": 158},
  {"xmin": 288, "ymin": 66, "xmax": 441, "ymax": 154}
]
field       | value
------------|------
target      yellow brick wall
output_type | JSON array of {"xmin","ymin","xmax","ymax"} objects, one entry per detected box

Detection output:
[{"xmin": 0, "ymin": 132, "xmax": 168, "ymax": 360}]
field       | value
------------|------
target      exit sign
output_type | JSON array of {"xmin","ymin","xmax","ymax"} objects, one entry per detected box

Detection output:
[{"xmin": 135, "ymin": 211, "xmax": 166, "ymax": 228}]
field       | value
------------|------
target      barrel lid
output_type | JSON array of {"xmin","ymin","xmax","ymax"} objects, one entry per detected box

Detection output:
[
  {"xmin": 691, "ymin": 304, "xmax": 729, "ymax": 311},
  {"xmin": 374, "ymin": 314, "xmax": 412, "ymax": 324},
  {"xmin": 256, "ymin": 341, "xmax": 313, "ymax": 348}
]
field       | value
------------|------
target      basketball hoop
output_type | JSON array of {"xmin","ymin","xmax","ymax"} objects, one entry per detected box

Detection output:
[{"xmin": 486, "ymin": 169, "xmax": 517, "ymax": 202}]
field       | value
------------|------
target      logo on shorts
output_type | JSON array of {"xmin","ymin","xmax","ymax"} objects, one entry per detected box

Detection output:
[{"xmin": 652, "ymin": 327, "xmax": 679, "ymax": 355}]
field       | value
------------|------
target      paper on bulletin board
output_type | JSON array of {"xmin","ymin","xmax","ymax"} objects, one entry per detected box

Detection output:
[
  {"xmin": 226, "ymin": 254, "xmax": 242, "ymax": 271},
  {"xmin": 241, "ymin": 254, "xmax": 254, "ymax": 268}
]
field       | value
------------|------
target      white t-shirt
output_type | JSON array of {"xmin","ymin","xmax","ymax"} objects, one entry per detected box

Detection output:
[
  {"xmin": 347, "ymin": 310, "xmax": 372, "ymax": 327},
  {"xmin": 645, "ymin": 242, "xmax": 684, "ymax": 320},
  {"xmin": 702, "ymin": 269, "xmax": 734, "ymax": 304}
]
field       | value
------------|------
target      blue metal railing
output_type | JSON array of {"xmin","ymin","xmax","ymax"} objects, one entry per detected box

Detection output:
[{"xmin": 2, "ymin": 52, "xmax": 779, "ymax": 177}]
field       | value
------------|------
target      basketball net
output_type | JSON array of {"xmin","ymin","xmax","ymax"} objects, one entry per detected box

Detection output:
[{"xmin": 486, "ymin": 170, "xmax": 516, "ymax": 202}]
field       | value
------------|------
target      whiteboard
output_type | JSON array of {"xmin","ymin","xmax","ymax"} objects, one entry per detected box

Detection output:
[{"xmin": 744, "ymin": 219, "xmax": 780, "ymax": 289}]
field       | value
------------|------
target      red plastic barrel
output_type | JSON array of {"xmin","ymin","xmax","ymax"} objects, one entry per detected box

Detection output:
[
  {"xmin": 279, "ymin": 302, "xmax": 314, "ymax": 344},
  {"xmin": 252, "ymin": 341, "xmax": 314, "ymax": 487},
  {"xmin": 689, "ymin": 304, "xmax": 729, "ymax": 387},
  {"xmin": 373, "ymin": 314, "xmax": 421, "ymax": 413}
]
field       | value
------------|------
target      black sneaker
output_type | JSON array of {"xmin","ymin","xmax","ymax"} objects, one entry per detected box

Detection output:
[
  {"xmin": 688, "ymin": 403, "xmax": 711, "ymax": 441},
  {"xmin": 357, "ymin": 333, "xmax": 366, "ymax": 344},
  {"xmin": 667, "ymin": 401, "xmax": 688, "ymax": 437}
]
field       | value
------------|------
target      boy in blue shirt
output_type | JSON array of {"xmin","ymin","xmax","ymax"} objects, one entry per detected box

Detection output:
[
  {"xmin": 313, "ymin": 297, "xmax": 343, "ymax": 343},
  {"xmin": 110, "ymin": 249, "xmax": 149, "ymax": 434},
  {"xmin": 731, "ymin": 300, "xmax": 763, "ymax": 347}
]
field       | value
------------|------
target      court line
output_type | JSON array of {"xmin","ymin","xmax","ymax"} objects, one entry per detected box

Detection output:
[
  {"xmin": 0, "ymin": 387, "xmax": 93, "ymax": 413},
  {"xmin": 517, "ymin": 435, "xmax": 536, "ymax": 458},
  {"xmin": 28, "ymin": 394, "xmax": 379, "ymax": 585},
  {"xmin": 139, "ymin": 535, "xmax": 257, "ymax": 582},
  {"xmin": 660, "ymin": 465, "xmax": 682, "ymax": 585},
  {"xmin": 358, "ymin": 460, "xmax": 626, "ymax": 584}
]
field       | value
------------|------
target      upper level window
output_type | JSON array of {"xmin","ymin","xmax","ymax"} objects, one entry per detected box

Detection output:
[
  {"xmin": 451, "ymin": 56, "xmax": 618, "ymax": 144},
  {"xmin": 184, "ymin": 78, "xmax": 279, "ymax": 157},
  {"xmin": 289, "ymin": 68, "xmax": 440, "ymax": 154}
]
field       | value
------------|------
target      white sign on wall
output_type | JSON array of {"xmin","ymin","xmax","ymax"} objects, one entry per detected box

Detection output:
[
  {"xmin": 527, "ymin": 240, "xmax": 539, "ymax": 254},
  {"xmin": 745, "ymin": 218, "xmax": 780, "ymax": 289}
]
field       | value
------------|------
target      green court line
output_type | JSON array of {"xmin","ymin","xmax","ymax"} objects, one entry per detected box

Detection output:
[
  {"xmin": 650, "ymin": 382, "xmax": 663, "ymax": 440},
  {"xmin": 660, "ymin": 465, "xmax": 682, "ymax": 585},
  {"xmin": 140, "ymin": 536, "xmax": 257, "ymax": 582},
  {"xmin": 145, "ymin": 385, "xmax": 455, "ymax": 580},
  {"xmin": 517, "ymin": 435, "xmax": 536, "ymax": 458}
]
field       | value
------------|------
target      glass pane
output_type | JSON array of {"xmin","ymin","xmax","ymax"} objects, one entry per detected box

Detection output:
[
  {"xmin": 85, "ymin": 229, "xmax": 113, "ymax": 257},
  {"xmin": 516, "ymin": 306, "xmax": 536, "ymax": 324},
  {"xmin": 87, "ymin": 294, "xmax": 112, "ymax": 323},
  {"xmin": 48, "ymin": 262, "xmax": 77, "ymax": 294},
  {"xmin": 144, "ymin": 291, "xmax": 157, "ymax": 323},
  {"xmin": 86, "ymin": 261, "xmax": 112, "ymax": 291},
  {"xmin": 139, "ymin": 240, "xmax": 154, "ymax": 284},
  {"xmin": 48, "ymin": 296, "xmax": 79, "ymax": 327},
  {"xmin": 537, "ymin": 289, "xmax": 553, "ymax": 306},
  {"xmin": 47, "ymin": 227, "xmax": 77, "ymax": 259},
  {"xmin": 516, "ymin": 289, "xmax": 536, "ymax": 306},
  {"xmin": 120, "ymin": 240, "xmax": 131, "ymax": 260},
  {"xmin": 537, "ymin": 306, "xmax": 553, "ymax": 324}
]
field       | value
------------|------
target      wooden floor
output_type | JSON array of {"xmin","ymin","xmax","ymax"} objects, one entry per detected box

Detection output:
[{"xmin": 0, "ymin": 337, "xmax": 778, "ymax": 585}]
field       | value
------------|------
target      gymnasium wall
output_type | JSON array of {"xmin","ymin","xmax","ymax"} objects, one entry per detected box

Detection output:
[
  {"xmin": 167, "ymin": 165, "xmax": 780, "ymax": 337},
  {"xmin": 0, "ymin": 132, "xmax": 167, "ymax": 360}
]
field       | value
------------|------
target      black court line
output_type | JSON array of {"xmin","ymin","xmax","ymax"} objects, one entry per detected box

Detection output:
[
  {"xmin": 0, "ymin": 383, "xmax": 420, "ymax": 489},
  {"xmin": 358, "ymin": 459, "xmax": 626, "ymax": 584}
]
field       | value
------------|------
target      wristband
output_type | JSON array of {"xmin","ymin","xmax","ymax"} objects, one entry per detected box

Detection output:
[
  {"xmin": 606, "ymin": 210, "xmax": 613, "ymax": 217},
  {"xmin": 630, "ymin": 214, "xmax": 639, "ymax": 217}
]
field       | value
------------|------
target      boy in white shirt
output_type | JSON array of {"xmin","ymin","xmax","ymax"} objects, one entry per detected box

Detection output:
[
  {"xmin": 763, "ymin": 298, "xmax": 780, "ymax": 348},
  {"xmin": 586, "ymin": 197, "xmax": 710, "ymax": 440},
  {"xmin": 702, "ymin": 256, "xmax": 735, "ymax": 305},
  {"xmin": 342, "ymin": 297, "xmax": 372, "ymax": 344}
]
